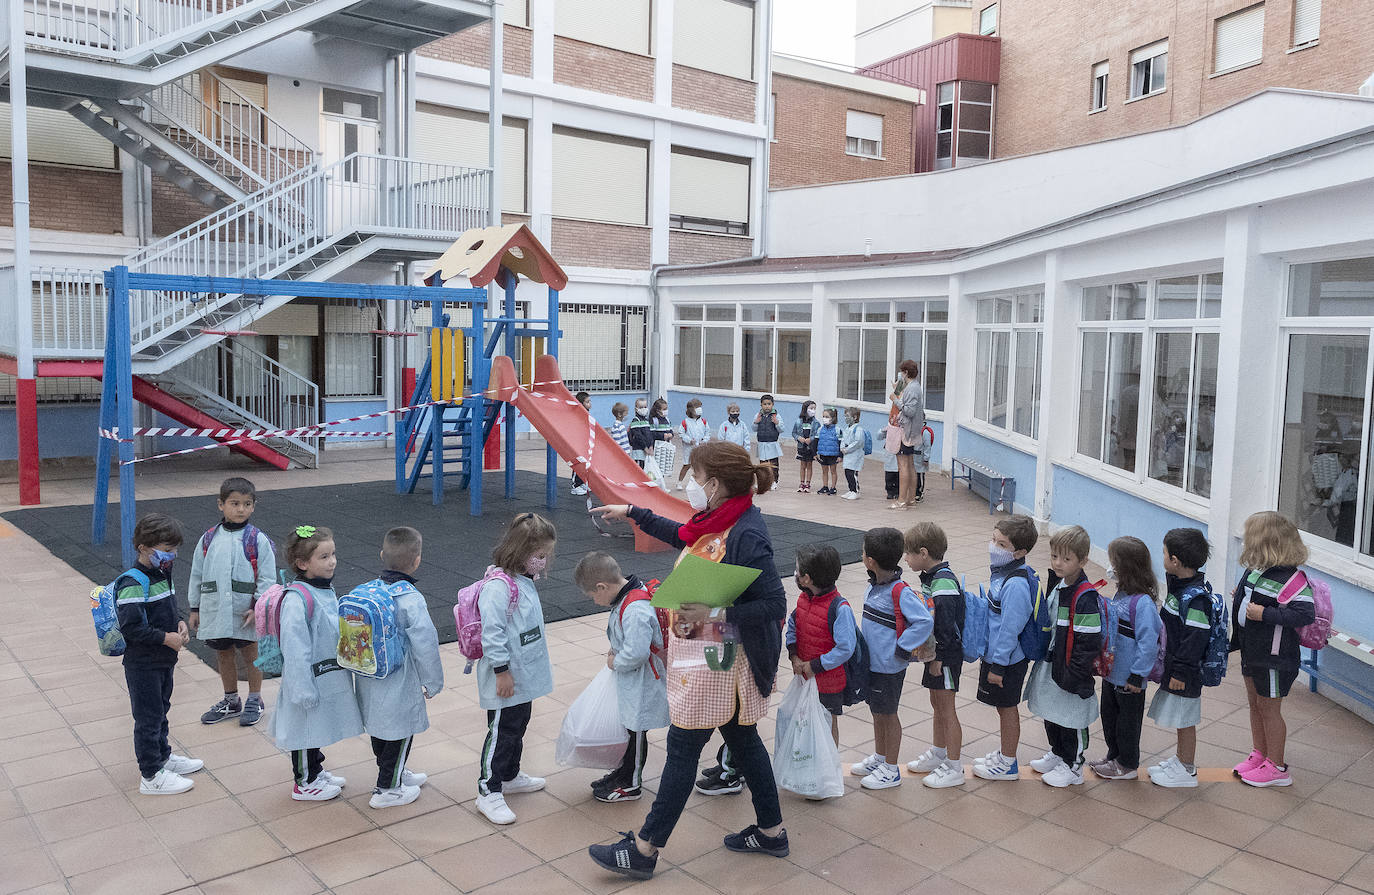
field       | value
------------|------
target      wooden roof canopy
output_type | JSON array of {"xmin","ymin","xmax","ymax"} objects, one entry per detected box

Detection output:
[{"xmin": 430, "ymin": 223, "xmax": 569, "ymax": 291}]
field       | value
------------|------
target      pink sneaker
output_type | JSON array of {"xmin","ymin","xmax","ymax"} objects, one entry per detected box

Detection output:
[
  {"xmin": 1240, "ymin": 758, "xmax": 1292, "ymax": 787},
  {"xmin": 1232, "ymin": 749, "xmax": 1265, "ymax": 778}
]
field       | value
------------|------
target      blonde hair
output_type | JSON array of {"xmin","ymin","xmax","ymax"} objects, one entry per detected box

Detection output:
[
  {"xmin": 1239, "ymin": 511, "xmax": 1309, "ymax": 569},
  {"xmin": 903, "ymin": 521, "xmax": 948, "ymax": 560},
  {"xmin": 491, "ymin": 513, "xmax": 557, "ymax": 575},
  {"xmin": 1049, "ymin": 525, "xmax": 1091, "ymax": 561}
]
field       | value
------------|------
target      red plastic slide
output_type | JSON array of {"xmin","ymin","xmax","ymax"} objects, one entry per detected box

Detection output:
[{"xmin": 489, "ymin": 355, "xmax": 691, "ymax": 552}]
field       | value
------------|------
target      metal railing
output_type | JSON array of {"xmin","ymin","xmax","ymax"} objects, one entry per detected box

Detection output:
[
  {"xmin": 24, "ymin": 0, "xmax": 261, "ymax": 58},
  {"xmin": 170, "ymin": 337, "xmax": 318, "ymax": 433}
]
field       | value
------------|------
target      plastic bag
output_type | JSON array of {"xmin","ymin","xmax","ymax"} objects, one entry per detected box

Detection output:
[
  {"xmin": 642, "ymin": 454, "xmax": 668, "ymax": 492},
  {"xmin": 771, "ymin": 676, "xmax": 844, "ymax": 799},
  {"xmin": 555, "ymin": 667, "xmax": 630, "ymax": 769}
]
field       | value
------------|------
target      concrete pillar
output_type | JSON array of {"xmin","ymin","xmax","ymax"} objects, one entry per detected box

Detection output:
[{"xmin": 1037, "ymin": 250, "xmax": 1074, "ymax": 523}]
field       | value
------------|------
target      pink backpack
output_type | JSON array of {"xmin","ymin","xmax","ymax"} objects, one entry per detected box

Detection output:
[
  {"xmin": 1276, "ymin": 571, "xmax": 1334, "ymax": 651},
  {"xmin": 254, "ymin": 582, "xmax": 315, "ymax": 638},
  {"xmin": 454, "ymin": 566, "xmax": 519, "ymax": 673}
]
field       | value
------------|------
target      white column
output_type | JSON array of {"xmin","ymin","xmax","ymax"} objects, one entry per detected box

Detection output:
[
  {"xmin": 488, "ymin": 0, "xmax": 504, "ymax": 228},
  {"xmin": 530, "ymin": 0, "xmax": 553, "ymax": 83},
  {"xmin": 653, "ymin": 0, "xmax": 674, "ymax": 105},
  {"xmin": 528, "ymin": 97, "xmax": 554, "ymax": 244},
  {"xmin": 650, "ymin": 120, "xmax": 671, "ymax": 265},
  {"xmin": 1037, "ymin": 250, "xmax": 1073, "ymax": 522},
  {"xmin": 811, "ymin": 281, "xmax": 831, "ymax": 403},
  {"xmin": 944, "ymin": 272, "xmax": 973, "ymax": 472}
]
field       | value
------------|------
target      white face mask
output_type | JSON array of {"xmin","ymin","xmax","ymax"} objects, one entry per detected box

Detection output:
[
  {"xmin": 685, "ymin": 476, "xmax": 710, "ymax": 511},
  {"xmin": 989, "ymin": 541, "xmax": 1016, "ymax": 567}
]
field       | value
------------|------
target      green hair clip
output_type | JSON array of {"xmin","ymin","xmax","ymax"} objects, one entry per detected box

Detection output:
[{"xmin": 295, "ymin": 525, "xmax": 317, "ymax": 539}]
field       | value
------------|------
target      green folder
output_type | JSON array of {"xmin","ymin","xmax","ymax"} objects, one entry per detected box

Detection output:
[{"xmin": 650, "ymin": 553, "xmax": 761, "ymax": 609}]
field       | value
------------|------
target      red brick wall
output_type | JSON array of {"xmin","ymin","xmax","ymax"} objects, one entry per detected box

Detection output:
[
  {"xmin": 551, "ymin": 218, "xmax": 651, "ymax": 269},
  {"xmin": 419, "ymin": 23, "xmax": 533, "ymax": 77},
  {"xmin": 151, "ymin": 175, "xmax": 214, "ymax": 237},
  {"xmin": 668, "ymin": 230, "xmax": 755, "ymax": 264},
  {"xmin": 995, "ymin": 0, "xmax": 1374, "ymax": 158},
  {"xmin": 554, "ymin": 37, "xmax": 654, "ymax": 101},
  {"xmin": 769, "ymin": 74, "xmax": 916, "ymax": 188},
  {"xmin": 672, "ymin": 65, "xmax": 757, "ymax": 122},
  {"xmin": 0, "ymin": 163, "xmax": 123, "ymax": 233}
]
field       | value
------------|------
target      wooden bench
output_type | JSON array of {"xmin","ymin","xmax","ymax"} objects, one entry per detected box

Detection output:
[
  {"xmin": 951, "ymin": 456, "xmax": 1016, "ymax": 514},
  {"xmin": 1301, "ymin": 629, "xmax": 1374, "ymax": 714}
]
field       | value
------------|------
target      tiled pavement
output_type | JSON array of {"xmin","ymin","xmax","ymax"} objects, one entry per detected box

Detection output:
[{"xmin": 2, "ymin": 447, "xmax": 1373, "ymax": 894}]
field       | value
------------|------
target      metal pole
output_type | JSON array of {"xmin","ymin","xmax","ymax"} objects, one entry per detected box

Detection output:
[
  {"xmin": 10, "ymin": 2, "xmax": 39, "ymax": 504},
  {"xmin": 504, "ymin": 276, "xmax": 516, "ymax": 499},
  {"xmin": 431, "ymin": 274, "xmax": 444, "ymax": 506},
  {"xmin": 92, "ymin": 268, "xmax": 122, "ymax": 547},
  {"xmin": 545, "ymin": 287, "xmax": 559, "ymax": 509},
  {"xmin": 470, "ymin": 294, "xmax": 486, "ymax": 516},
  {"xmin": 112, "ymin": 266, "xmax": 137, "ymax": 568}
]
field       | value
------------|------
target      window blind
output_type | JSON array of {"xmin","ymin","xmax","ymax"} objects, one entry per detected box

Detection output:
[
  {"xmin": 845, "ymin": 110, "xmax": 883, "ymax": 142},
  {"xmin": 1214, "ymin": 3, "xmax": 1265, "ymax": 72},
  {"xmin": 551, "ymin": 128, "xmax": 648, "ymax": 226},
  {"xmin": 1292, "ymin": 0, "xmax": 1320, "ymax": 45},
  {"xmin": 1093, "ymin": 61, "xmax": 1109, "ymax": 78},
  {"xmin": 414, "ymin": 105, "xmax": 527, "ymax": 213},
  {"xmin": 670, "ymin": 149, "xmax": 750, "ymax": 225},
  {"xmin": 0, "ymin": 103, "xmax": 117, "ymax": 169},
  {"xmin": 555, "ymin": 0, "xmax": 650, "ymax": 55},
  {"xmin": 1130, "ymin": 39, "xmax": 1168, "ymax": 65},
  {"xmin": 674, "ymin": 0, "xmax": 755, "ymax": 80}
]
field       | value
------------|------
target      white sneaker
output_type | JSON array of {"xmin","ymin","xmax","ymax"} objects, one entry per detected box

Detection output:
[
  {"xmin": 570, "ymin": 485, "xmax": 589, "ymax": 496},
  {"xmin": 971, "ymin": 749, "xmax": 1000, "ymax": 767},
  {"xmin": 401, "ymin": 768, "xmax": 428, "ymax": 787},
  {"xmin": 1030, "ymin": 751, "xmax": 1063, "ymax": 774},
  {"xmin": 1146, "ymin": 755, "xmax": 1175, "ymax": 775},
  {"xmin": 477, "ymin": 791, "xmax": 517, "ymax": 824},
  {"xmin": 1148, "ymin": 756, "xmax": 1199, "ymax": 788},
  {"xmin": 318, "ymin": 770, "xmax": 346, "ymax": 788},
  {"xmin": 162, "ymin": 753, "xmax": 204, "ymax": 775},
  {"xmin": 972, "ymin": 753, "xmax": 1020, "ymax": 780},
  {"xmin": 140, "ymin": 768, "xmax": 194, "ymax": 795},
  {"xmin": 502, "ymin": 771, "xmax": 546, "ymax": 794},
  {"xmin": 1042, "ymin": 762, "xmax": 1085, "ymax": 788},
  {"xmin": 851, "ymin": 752, "xmax": 883, "ymax": 776},
  {"xmin": 292, "ymin": 780, "xmax": 342, "ymax": 801},
  {"xmin": 907, "ymin": 748, "xmax": 946, "ymax": 774},
  {"xmin": 842, "ymin": 491, "xmax": 859, "ymax": 500},
  {"xmin": 861, "ymin": 763, "xmax": 902, "ymax": 790},
  {"xmin": 370, "ymin": 784, "xmax": 421, "ymax": 809},
  {"xmin": 922, "ymin": 762, "xmax": 966, "ymax": 789},
  {"xmin": 675, "ymin": 482, "xmax": 685, "ymax": 491}
]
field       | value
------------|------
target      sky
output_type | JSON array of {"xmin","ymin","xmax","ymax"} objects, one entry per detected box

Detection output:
[{"xmin": 772, "ymin": 0, "xmax": 858, "ymax": 67}]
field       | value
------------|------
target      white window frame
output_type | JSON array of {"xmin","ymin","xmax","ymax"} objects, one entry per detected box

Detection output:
[
  {"xmin": 935, "ymin": 82, "xmax": 954, "ymax": 169},
  {"xmin": 1292, "ymin": 0, "xmax": 1321, "ymax": 48},
  {"xmin": 1129, "ymin": 40, "xmax": 1168, "ymax": 100},
  {"xmin": 835, "ymin": 299, "xmax": 949, "ymax": 413},
  {"xmin": 1213, "ymin": 3, "xmax": 1266, "ymax": 75},
  {"xmin": 1090, "ymin": 61, "xmax": 1109, "ymax": 112},
  {"xmin": 979, "ymin": 3, "xmax": 998, "ymax": 36},
  {"xmin": 971, "ymin": 290, "xmax": 1043, "ymax": 444},
  {"xmin": 845, "ymin": 109, "xmax": 884, "ymax": 159}
]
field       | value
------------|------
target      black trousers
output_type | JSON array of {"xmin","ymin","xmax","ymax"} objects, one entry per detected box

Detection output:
[
  {"xmin": 479, "ymin": 701, "xmax": 532, "ymax": 795},
  {"xmin": 611, "ymin": 729, "xmax": 650, "ymax": 789},
  {"xmin": 1100, "ymin": 682, "xmax": 1147, "ymax": 770},
  {"xmin": 844, "ymin": 469, "xmax": 860, "ymax": 492},
  {"xmin": 916, "ymin": 472, "xmax": 926, "ymax": 496},
  {"xmin": 290, "ymin": 748, "xmax": 325, "ymax": 786},
  {"xmin": 125, "ymin": 664, "xmax": 173, "ymax": 779},
  {"xmin": 885, "ymin": 470, "xmax": 899, "ymax": 498},
  {"xmin": 371, "ymin": 735, "xmax": 413, "ymax": 790},
  {"xmin": 1044, "ymin": 720, "xmax": 1089, "ymax": 767}
]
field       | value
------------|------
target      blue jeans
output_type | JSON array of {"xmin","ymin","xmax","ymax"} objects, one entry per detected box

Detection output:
[{"xmin": 639, "ymin": 712, "xmax": 782, "ymax": 848}]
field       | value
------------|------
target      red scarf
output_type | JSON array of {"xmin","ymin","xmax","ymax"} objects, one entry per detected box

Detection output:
[{"xmin": 678, "ymin": 493, "xmax": 754, "ymax": 546}]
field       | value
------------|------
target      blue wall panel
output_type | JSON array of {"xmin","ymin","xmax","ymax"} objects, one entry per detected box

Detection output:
[{"xmin": 955, "ymin": 426, "xmax": 1037, "ymax": 511}]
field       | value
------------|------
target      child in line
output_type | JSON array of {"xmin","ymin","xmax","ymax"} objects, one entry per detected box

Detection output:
[
  {"xmin": 572, "ymin": 391, "xmax": 592, "ymax": 496},
  {"xmin": 793, "ymin": 400, "xmax": 819, "ymax": 493},
  {"xmin": 355, "ymin": 526, "xmax": 444, "ymax": 808},
  {"xmin": 878, "ymin": 423, "xmax": 900, "ymax": 501},
  {"xmin": 272, "ymin": 525, "xmax": 363, "ymax": 801},
  {"xmin": 575, "ymin": 552, "xmax": 669, "ymax": 803},
  {"xmin": 973, "ymin": 515, "xmax": 1040, "ymax": 781},
  {"xmin": 190, "ymin": 477, "xmax": 275, "ymax": 727},
  {"xmin": 1090, "ymin": 536, "xmax": 1162, "ymax": 781},
  {"xmin": 610, "ymin": 402, "xmax": 631, "ymax": 456},
  {"xmin": 1146, "ymin": 527, "xmax": 1213, "ymax": 788},
  {"xmin": 1025, "ymin": 526, "xmax": 1102, "ymax": 787},
  {"xmin": 912, "ymin": 424, "xmax": 934, "ymax": 503},
  {"xmin": 628, "ymin": 398, "xmax": 654, "ymax": 468},
  {"xmin": 718, "ymin": 402, "xmax": 752, "ymax": 452},
  {"xmin": 678, "ymin": 399, "xmax": 710, "ymax": 490},
  {"xmin": 117, "ymin": 513, "xmax": 203, "ymax": 796},
  {"xmin": 475, "ymin": 513, "xmax": 557, "ymax": 825},
  {"xmin": 840, "ymin": 407, "xmax": 865, "ymax": 501},
  {"xmin": 851, "ymin": 527, "xmax": 933, "ymax": 789},
  {"xmin": 1229, "ymin": 512, "xmax": 1315, "ymax": 788},
  {"xmin": 815, "ymin": 408, "xmax": 842, "ymax": 495},
  {"xmin": 786, "ymin": 544, "xmax": 857, "ymax": 746},
  {"xmin": 754, "ymin": 394, "xmax": 783, "ymax": 485},
  {"xmin": 903, "ymin": 522, "xmax": 966, "ymax": 788}
]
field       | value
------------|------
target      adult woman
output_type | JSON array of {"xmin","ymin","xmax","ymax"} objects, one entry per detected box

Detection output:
[
  {"xmin": 890, "ymin": 359, "xmax": 926, "ymax": 508},
  {"xmin": 587, "ymin": 441, "xmax": 788, "ymax": 880}
]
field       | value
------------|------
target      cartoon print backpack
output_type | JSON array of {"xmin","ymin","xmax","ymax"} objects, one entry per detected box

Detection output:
[
  {"xmin": 1277, "ymin": 570, "xmax": 1334, "ymax": 651},
  {"xmin": 827, "ymin": 595, "xmax": 870, "ymax": 706},
  {"xmin": 889, "ymin": 579, "xmax": 937, "ymax": 664},
  {"xmin": 90, "ymin": 569, "xmax": 150, "ymax": 657},
  {"xmin": 961, "ymin": 578, "xmax": 989, "ymax": 663},
  {"xmin": 618, "ymin": 581, "xmax": 673, "ymax": 679},
  {"xmin": 454, "ymin": 566, "xmax": 520, "ymax": 673},
  {"xmin": 1098, "ymin": 592, "xmax": 1152, "ymax": 679},
  {"xmin": 1161, "ymin": 579, "xmax": 1227, "ymax": 687},
  {"xmin": 254, "ymin": 582, "xmax": 315, "ymax": 639},
  {"xmin": 199, "ymin": 523, "xmax": 265, "ymax": 578},
  {"xmin": 337, "ymin": 579, "xmax": 411, "ymax": 679}
]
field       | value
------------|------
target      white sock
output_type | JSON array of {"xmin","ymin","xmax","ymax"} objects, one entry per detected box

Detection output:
[
  {"xmin": 885, "ymin": 762, "xmax": 900, "ymax": 773},
  {"xmin": 932, "ymin": 746, "xmax": 948, "ymax": 759},
  {"xmin": 946, "ymin": 759, "xmax": 962, "ymax": 771}
]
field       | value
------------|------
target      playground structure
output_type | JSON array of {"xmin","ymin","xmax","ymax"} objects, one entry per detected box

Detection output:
[{"xmin": 93, "ymin": 224, "xmax": 689, "ymax": 566}]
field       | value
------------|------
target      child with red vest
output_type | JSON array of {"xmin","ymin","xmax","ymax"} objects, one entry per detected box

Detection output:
[
  {"xmin": 785, "ymin": 544, "xmax": 857, "ymax": 746},
  {"xmin": 575, "ymin": 551, "xmax": 670, "ymax": 803}
]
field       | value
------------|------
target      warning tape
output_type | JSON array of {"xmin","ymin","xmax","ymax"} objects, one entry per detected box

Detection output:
[{"xmin": 1332, "ymin": 630, "xmax": 1374, "ymax": 657}]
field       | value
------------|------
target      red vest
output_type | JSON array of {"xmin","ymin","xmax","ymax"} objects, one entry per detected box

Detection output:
[{"xmin": 794, "ymin": 589, "xmax": 847, "ymax": 694}]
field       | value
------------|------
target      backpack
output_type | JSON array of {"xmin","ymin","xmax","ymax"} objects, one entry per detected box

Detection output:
[
  {"xmin": 888, "ymin": 579, "xmax": 937, "ymax": 663},
  {"xmin": 90, "ymin": 569, "xmax": 150, "ymax": 657},
  {"xmin": 1054, "ymin": 580, "xmax": 1108, "ymax": 676},
  {"xmin": 199, "ymin": 523, "xmax": 264, "ymax": 579},
  {"xmin": 1098, "ymin": 592, "xmax": 1152, "ymax": 679},
  {"xmin": 827, "ymin": 595, "xmax": 870, "ymax": 706},
  {"xmin": 337, "ymin": 579, "xmax": 411, "ymax": 679},
  {"xmin": 1199, "ymin": 585, "xmax": 1230, "ymax": 687},
  {"xmin": 454, "ymin": 566, "xmax": 520, "ymax": 673},
  {"xmin": 989, "ymin": 566, "xmax": 1047, "ymax": 661},
  {"xmin": 618, "ymin": 582, "xmax": 673, "ymax": 680},
  {"xmin": 862, "ymin": 428, "xmax": 874, "ymax": 456},
  {"xmin": 254, "ymin": 582, "xmax": 315, "ymax": 639},
  {"xmin": 1277, "ymin": 570, "xmax": 1334, "ymax": 651},
  {"xmin": 961, "ymin": 578, "xmax": 989, "ymax": 663}
]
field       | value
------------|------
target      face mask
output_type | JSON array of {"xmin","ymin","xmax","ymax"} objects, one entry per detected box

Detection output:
[
  {"xmin": 525, "ymin": 555, "xmax": 548, "ymax": 578},
  {"xmin": 150, "ymin": 548, "xmax": 177, "ymax": 571},
  {"xmin": 692, "ymin": 408, "xmax": 701, "ymax": 418},
  {"xmin": 794, "ymin": 574, "xmax": 811, "ymax": 595},
  {"xmin": 685, "ymin": 476, "xmax": 710, "ymax": 511},
  {"xmin": 729, "ymin": 413, "xmax": 740, "ymax": 423},
  {"xmin": 989, "ymin": 541, "xmax": 1016, "ymax": 567},
  {"xmin": 824, "ymin": 417, "xmax": 835, "ymax": 426},
  {"xmin": 805, "ymin": 407, "xmax": 815, "ymax": 418},
  {"xmin": 635, "ymin": 406, "xmax": 647, "ymax": 417}
]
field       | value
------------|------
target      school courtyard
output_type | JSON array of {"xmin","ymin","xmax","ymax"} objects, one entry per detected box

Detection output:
[{"xmin": 2, "ymin": 450, "xmax": 1373, "ymax": 895}]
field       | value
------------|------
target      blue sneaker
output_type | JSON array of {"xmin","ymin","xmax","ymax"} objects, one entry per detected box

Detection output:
[
  {"xmin": 589, "ymin": 832, "xmax": 657, "ymax": 880},
  {"xmin": 972, "ymin": 753, "xmax": 1020, "ymax": 780},
  {"xmin": 239, "ymin": 694, "xmax": 264, "ymax": 726}
]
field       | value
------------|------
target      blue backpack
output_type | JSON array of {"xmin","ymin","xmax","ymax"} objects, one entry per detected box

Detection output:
[
  {"xmin": 827, "ymin": 596, "xmax": 870, "ymax": 706},
  {"xmin": 1193, "ymin": 584, "xmax": 1230, "ymax": 687},
  {"xmin": 337, "ymin": 579, "xmax": 410, "ymax": 679},
  {"xmin": 988, "ymin": 566, "xmax": 1048, "ymax": 661},
  {"xmin": 961, "ymin": 577, "xmax": 989, "ymax": 663},
  {"xmin": 90, "ymin": 569, "xmax": 150, "ymax": 657},
  {"xmin": 862, "ymin": 428, "xmax": 874, "ymax": 456}
]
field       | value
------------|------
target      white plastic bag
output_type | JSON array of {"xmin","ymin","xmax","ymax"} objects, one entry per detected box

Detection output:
[
  {"xmin": 555, "ymin": 667, "xmax": 629, "ymax": 769},
  {"xmin": 771, "ymin": 676, "xmax": 844, "ymax": 799},
  {"xmin": 642, "ymin": 454, "xmax": 668, "ymax": 493}
]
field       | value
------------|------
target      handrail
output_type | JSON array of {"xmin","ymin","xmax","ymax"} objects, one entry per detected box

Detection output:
[
  {"xmin": 171, "ymin": 337, "xmax": 319, "ymax": 434},
  {"xmin": 23, "ymin": 0, "xmax": 260, "ymax": 58}
]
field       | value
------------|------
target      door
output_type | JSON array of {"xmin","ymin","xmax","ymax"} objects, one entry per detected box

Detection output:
[{"xmin": 321, "ymin": 115, "xmax": 380, "ymax": 235}]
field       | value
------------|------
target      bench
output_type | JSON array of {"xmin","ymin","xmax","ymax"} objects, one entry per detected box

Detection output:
[
  {"xmin": 951, "ymin": 456, "xmax": 1016, "ymax": 514},
  {"xmin": 1301, "ymin": 629, "xmax": 1374, "ymax": 715}
]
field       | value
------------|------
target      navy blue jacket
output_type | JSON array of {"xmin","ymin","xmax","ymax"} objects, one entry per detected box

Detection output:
[
  {"xmin": 628, "ymin": 504, "xmax": 786, "ymax": 697},
  {"xmin": 114, "ymin": 564, "xmax": 182, "ymax": 668}
]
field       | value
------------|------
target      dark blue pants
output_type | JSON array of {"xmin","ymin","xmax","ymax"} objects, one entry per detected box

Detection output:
[
  {"xmin": 639, "ymin": 712, "xmax": 782, "ymax": 848},
  {"xmin": 124, "ymin": 664, "xmax": 173, "ymax": 779},
  {"xmin": 1100, "ymin": 682, "xmax": 1146, "ymax": 770}
]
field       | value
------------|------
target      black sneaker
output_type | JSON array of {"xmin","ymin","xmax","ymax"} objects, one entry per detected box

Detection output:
[
  {"xmin": 588, "ymin": 831, "xmax": 657, "ymax": 880},
  {"xmin": 200, "ymin": 696, "xmax": 241, "ymax": 725},
  {"xmin": 724, "ymin": 825, "xmax": 789, "ymax": 857},
  {"xmin": 239, "ymin": 694, "xmax": 264, "ymax": 726},
  {"xmin": 590, "ymin": 771, "xmax": 620, "ymax": 794},
  {"xmin": 694, "ymin": 770, "xmax": 743, "ymax": 796},
  {"xmin": 594, "ymin": 786, "xmax": 642, "ymax": 803}
]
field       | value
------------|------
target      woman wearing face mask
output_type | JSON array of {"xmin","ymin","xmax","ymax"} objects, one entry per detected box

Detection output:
[
  {"xmin": 890, "ymin": 360, "xmax": 926, "ymax": 509},
  {"xmin": 589, "ymin": 442, "xmax": 788, "ymax": 881}
]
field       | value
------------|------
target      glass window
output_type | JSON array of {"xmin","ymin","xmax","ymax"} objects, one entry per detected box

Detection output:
[
  {"xmin": 1079, "ymin": 332, "xmax": 1108, "ymax": 461},
  {"xmin": 927, "ymin": 299, "xmax": 949, "ymax": 323},
  {"xmin": 706, "ymin": 305, "xmax": 736, "ymax": 321},
  {"xmin": 741, "ymin": 328, "xmax": 773, "ymax": 393},
  {"xmin": 677, "ymin": 304, "xmax": 703, "ymax": 321},
  {"xmin": 862, "ymin": 329, "xmax": 889, "ymax": 403},
  {"xmin": 894, "ymin": 300, "xmax": 924, "ymax": 323},
  {"xmin": 1156, "ymin": 276, "xmax": 1201, "ymax": 319},
  {"xmin": 864, "ymin": 302, "xmax": 891, "ymax": 322},
  {"xmin": 1091, "ymin": 61, "xmax": 1109, "ymax": 111},
  {"xmin": 778, "ymin": 303, "xmax": 811, "ymax": 322},
  {"xmin": 1013, "ymin": 330, "xmax": 1042, "ymax": 437},
  {"xmin": 836, "ymin": 302, "xmax": 864, "ymax": 323},
  {"xmin": 740, "ymin": 304, "xmax": 776, "ymax": 322},
  {"xmin": 837, "ymin": 328, "xmax": 860, "ymax": 400},
  {"xmin": 1289, "ymin": 257, "xmax": 1374, "ymax": 317},
  {"xmin": 777, "ymin": 330, "xmax": 811, "ymax": 395},
  {"xmin": 703, "ymin": 328, "xmax": 734, "ymax": 390},
  {"xmin": 979, "ymin": 3, "xmax": 997, "ymax": 35},
  {"xmin": 676, "ymin": 326, "xmax": 702, "ymax": 387},
  {"xmin": 324, "ymin": 333, "xmax": 382, "ymax": 398},
  {"xmin": 1078, "ymin": 332, "xmax": 1143, "ymax": 472},
  {"xmin": 1130, "ymin": 42, "xmax": 1168, "ymax": 98},
  {"xmin": 935, "ymin": 82, "xmax": 954, "ymax": 170},
  {"xmin": 925, "ymin": 331, "xmax": 947, "ymax": 411},
  {"xmin": 975, "ymin": 290, "xmax": 1042, "ymax": 436},
  {"xmin": 1201, "ymin": 272, "xmax": 1223, "ymax": 318}
]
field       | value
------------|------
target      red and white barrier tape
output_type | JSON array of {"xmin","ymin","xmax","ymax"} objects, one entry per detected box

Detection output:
[{"xmin": 1332, "ymin": 630, "xmax": 1374, "ymax": 657}]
